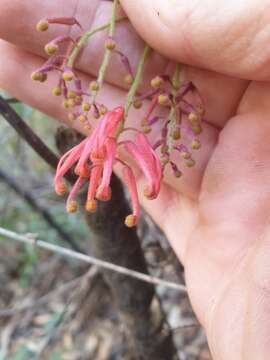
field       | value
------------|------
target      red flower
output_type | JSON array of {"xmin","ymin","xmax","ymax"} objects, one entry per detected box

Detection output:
[{"xmin": 54, "ymin": 106, "xmax": 163, "ymax": 227}]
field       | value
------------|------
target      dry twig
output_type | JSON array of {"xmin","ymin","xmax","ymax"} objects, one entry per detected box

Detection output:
[{"xmin": 0, "ymin": 227, "xmax": 186, "ymax": 293}]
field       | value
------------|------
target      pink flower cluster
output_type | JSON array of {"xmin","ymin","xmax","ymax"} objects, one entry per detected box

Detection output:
[
  {"xmin": 54, "ymin": 106, "xmax": 162, "ymax": 227},
  {"xmin": 32, "ymin": 15, "xmax": 205, "ymax": 228}
]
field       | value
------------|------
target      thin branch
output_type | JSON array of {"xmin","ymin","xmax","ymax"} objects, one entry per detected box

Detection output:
[
  {"xmin": 0, "ymin": 95, "xmax": 75, "ymax": 184},
  {"xmin": 124, "ymin": 44, "xmax": 151, "ymax": 116},
  {"xmin": 0, "ymin": 168, "xmax": 82, "ymax": 252},
  {"xmin": 0, "ymin": 227, "xmax": 187, "ymax": 292}
]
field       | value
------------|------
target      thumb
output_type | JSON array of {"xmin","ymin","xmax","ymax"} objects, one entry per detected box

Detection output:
[{"xmin": 120, "ymin": 0, "xmax": 270, "ymax": 81}]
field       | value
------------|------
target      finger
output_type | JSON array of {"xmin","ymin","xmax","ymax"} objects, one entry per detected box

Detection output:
[
  {"xmin": 0, "ymin": 0, "xmax": 248, "ymax": 126},
  {"xmin": 0, "ymin": 40, "xmax": 217, "ymax": 199},
  {"xmin": 0, "ymin": 0, "xmax": 168, "ymax": 90},
  {"xmin": 120, "ymin": 0, "xmax": 270, "ymax": 80}
]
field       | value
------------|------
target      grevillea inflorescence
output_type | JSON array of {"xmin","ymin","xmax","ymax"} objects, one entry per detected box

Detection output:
[{"xmin": 32, "ymin": 0, "xmax": 205, "ymax": 227}]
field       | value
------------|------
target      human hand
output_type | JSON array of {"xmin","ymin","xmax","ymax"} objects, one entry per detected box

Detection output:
[{"xmin": 0, "ymin": 1, "xmax": 270, "ymax": 359}]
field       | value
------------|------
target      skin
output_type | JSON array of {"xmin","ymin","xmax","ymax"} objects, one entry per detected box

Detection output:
[{"xmin": 1, "ymin": 0, "xmax": 270, "ymax": 358}]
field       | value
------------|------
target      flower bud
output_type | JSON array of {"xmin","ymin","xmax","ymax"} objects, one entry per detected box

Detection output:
[
  {"xmin": 62, "ymin": 71, "xmax": 74, "ymax": 81},
  {"xmin": 151, "ymin": 76, "xmax": 164, "ymax": 89},
  {"xmin": 67, "ymin": 99, "xmax": 75, "ymax": 108},
  {"xmin": 142, "ymin": 126, "xmax": 152, "ymax": 134},
  {"xmin": 52, "ymin": 86, "xmax": 62, "ymax": 96},
  {"xmin": 82, "ymin": 103, "xmax": 91, "ymax": 112},
  {"xmin": 185, "ymin": 159, "xmax": 196, "ymax": 168},
  {"xmin": 181, "ymin": 151, "xmax": 191, "ymax": 160},
  {"xmin": 125, "ymin": 214, "xmax": 137, "ymax": 228},
  {"xmin": 86, "ymin": 199, "xmax": 97, "ymax": 213},
  {"xmin": 56, "ymin": 183, "xmax": 68, "ymax": 196},
  {"xmin": 66, "ymin": 200, "xmax": 78, "ymax": 213},
  {"xmin": 188, "ymin": 112, "xmax": 199, "ymax": 124},
  {"xmin": 45, "ymin": 43, "xmax": 58, "ymax": 55},
  {"xmin": 78, "ymin": 114, "xmax": 88, "ymax": 123},
  {"xmin": 89, "ymin": 81, "xmax": 99, "ymax": 92},
  {"xmin": 191, "ymin": 139, "xmax": 201, "ymax": 150},
  {"xmin": 124, "ymin": 74, "xmax": 134, "ymax": 86},
  {"xmin": 31, "ymin": 71, "xmax": 47, "ymax": 82},
  {"xmin": 161, "ymin": 144, "xmax": 169, "ymax": 154},
  {"xmin": 75, "ymin": 95, "xmax": 82, "ymax": 103},
  {"xmin": 158, "ymin": 94, "xmax": 169, "ymax": 106},
  {"xmin": 104, "ymin": 37, "xmax": 116, "ymax": 51},
  {"xmin": 144, "ymin": 187, "xmax": 156, "ymax": 200},
  {"xmin": 161, "ymin": 157, "xmax": 169, "ymax": 167},
  {"xmin": 191, "ymin": 125, "xmax": 202, "ymax": 135},
  {"xmin": 67, "ymin": 90, "xmax": 76, "ymax": 99},
  {"xmin": 63, "ymin": 99, "xmax": 70, "ymax": 109},
  {"xmin": 133, "ymin": 99, "xmax": 142, "ymax": 109},
  {"xmin": 84, "ymin": 124, "xmax": 92, "ymax": 131},
  {"xmin": 171, "ymin": 128, "xmax": 181, "ymax": 140},
  {"xmin": 31, "ymin": 72, "xmax": 42, "ymax": 81},
  {"xmin": 36, "ymin": 20, "xmax": 49, "ymax": 32},
  {"xmin": 174, "ymin": 170, "xmax": 182, "ymax": 178}
]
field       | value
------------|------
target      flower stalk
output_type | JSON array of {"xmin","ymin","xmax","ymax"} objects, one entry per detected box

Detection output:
[
  {"xmin": 168, "ymin": 63, "xmax": 181, "ymax": 151},
  {"xmin": 124, "ymin": 45, "xmax": 151, "ymax": 117},
  {"xmin": 67, "ymin": 15, "xmax": 127, "ymax": 68},
  {"xmin": 92, "ymin": 0, "xmax": 120, "ymax": 103}
]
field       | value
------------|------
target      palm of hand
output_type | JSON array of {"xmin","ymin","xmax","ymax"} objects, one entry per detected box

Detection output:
[
  {"xmin": 1, "ymin": 1, "xmax": 270, "ymax": 358},
  {"xmin": 154, "ymin": 81, "xmax": 270, "ymax": 359}
]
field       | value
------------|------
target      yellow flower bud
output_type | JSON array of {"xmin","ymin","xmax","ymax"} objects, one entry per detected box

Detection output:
[
  {"xmin": 185, "ymin": 159, "xmax": 196, "ymax": 168},
  {"xmin": 89, "ymin": 81, "xmax": 99, "ymax": 92},
  {"xmin": 124, "ymin": 74, "xmax": 134, "ymax": 86},
  {"xmin": 171, "ymin": 128, "xmax": 181, "ymax": 140},
  {"xmin": 82, "ymin": 103, "xmax": 91, "ymax": 112},
  {"xmin": 191, "ymin": 125, "xmax": 202, "ymax": 135},
  {"xmin": 45, "ymin": 43, "xmax": 58, "ymax": 55},
  {"xmin": 78, "ymin": 114, "xmax": 87, "ymax": 123},
  {"xmin": 52, "ymin": 86, "xmax": 62, "ymax": 96},
  {"xmin": 36, "ymin": 20, "xmax": 49, "ymax": 32},
  {"xmin": 67, "ymin": 90, "xmax": 76, "ymax": 99},
  {"xmin": 191, "ymin": 139, "xmax": 201, "ymax": 150},
  {"xmin": 151, "ymin": 76, "xmax": 164, "ymax": 89},
  {"xmin": 142, "ymin": 126, "xmax": 152, "ymax": 134},
  {"xmin": 86, "ymin": 199, "xmax": 97, "ymax": 213},
  {"xmin": 62, "ymin": 71, "xmax": 74, "ymax": 82},
  {"xmin": 181, "ymin": 151, "xmax": 191, "ymax": 160},
  {"xmin": 188, "ymin": 112, "xmax": 199, "ymax": 124},
  {"xmin": 133, "ymin": 99, "xmax": 142, "ymax": 109},
  {"xmin": 56, "ymin": 183, "xmax": 68, "ymax": 196},
  {"xmin": 66, "ymin": 201, "xmax": 78, "ymax": 213},
  {"xmin": 104, "ymin": 38, "xmax": 116, "ymax": 51},
  {"xmin": 158, "ymin": 94, "xmax": 169, "ymax": 106},
  {"xmin": 125, "ymin": 214, "xmax": 137, "ymax": 228}
]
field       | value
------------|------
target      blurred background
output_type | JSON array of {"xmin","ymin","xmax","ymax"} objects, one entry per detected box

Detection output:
[{"xmin": 0, "ymin": 93, "xmax": 211, "ymax": 360}]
